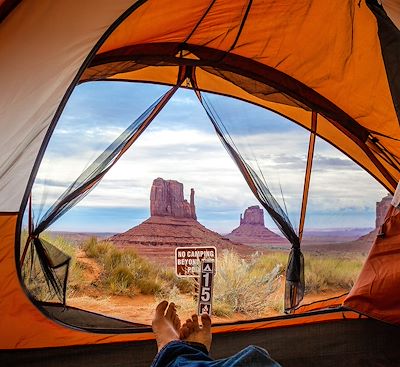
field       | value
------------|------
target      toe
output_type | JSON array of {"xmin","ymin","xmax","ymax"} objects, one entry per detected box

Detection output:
[
  {"xmin": 192, "ymin": 314, "xmax": 200, "ymax": 331},
  {"xmin": 155, "ymin": 301, "xmax": 168, "ymax": 318},
  {"xmin": 186, "ymin": 319, "xmax": 194, "ymax": 333},
  {"xmin": 165, "ymin": 302, "xmax": 176, "ymax": 320},
  {"xmin": 201, "ymin": 313, "xmax": 212, "ymax": 331},
  {"xmin": 174, "ymin": 315, "xmax": 181, "ymax": 331},
  {"xmin": 180, "ymin": 325, "xmax": 189, "ymax": 339}
]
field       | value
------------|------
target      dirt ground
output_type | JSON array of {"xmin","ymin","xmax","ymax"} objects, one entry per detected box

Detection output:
[{"xmin": 69, "ymin": 250, "xmax": 343, "ymax": 326}]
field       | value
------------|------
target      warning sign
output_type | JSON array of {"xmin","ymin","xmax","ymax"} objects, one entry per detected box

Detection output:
[{"xmin": 175, "ymin": 246, "xmax": 217, "ymax": 277}]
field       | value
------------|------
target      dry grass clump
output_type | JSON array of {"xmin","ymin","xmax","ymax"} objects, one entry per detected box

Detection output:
[
  {"xmin": 252, "ymin": 251, "xmax": 364, "ymax": 295},
  {"xmin": 158, "ymin": 270, "xmax": 193, "ymax": 294},
  {"xmin": 84, "ymin": 237, "xmax": 114, "ymax": 258},
  {"xmin": 214, "ymin": 250, "xmax": 283, "ymax": 316},
  {"xmin": 156, "ymin": 286, "xmax": 197, "ymax": 315},
  {"xmin": 304, "ymin": 255, "xmax": 363, "ymax": 293},
  {"xmin": 212, "ymin": 301, "xmax": 234, "ymax": 317},
  {"xmin": 83, "ymin": 238, "xmax": 193, "ymax": 297},
  {"xmin": 250, "ymin": 252, "xmax": 287, "ymax": 275},
  {"xmin": 83, "ymin": 238, "xmax": 158, "ymax": 296}
]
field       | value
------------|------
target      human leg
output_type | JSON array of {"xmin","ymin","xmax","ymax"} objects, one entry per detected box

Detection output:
[{"xmin": 151, "ymin": 302, "xmax": 212, "ymax": 367}]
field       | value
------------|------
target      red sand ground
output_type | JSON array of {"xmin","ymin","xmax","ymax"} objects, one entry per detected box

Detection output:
[
  {"xmin": 69, "ymin": 250, "xmax": 345, "ymax": 326},
  {"xmin": 63, "ymin": 227, "xmax": 374, "ymax": 326}
]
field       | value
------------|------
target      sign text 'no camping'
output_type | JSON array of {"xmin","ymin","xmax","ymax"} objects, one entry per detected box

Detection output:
[{"xmin": 175, "ymin": 246, "xmax": 217, "ymax": 277}]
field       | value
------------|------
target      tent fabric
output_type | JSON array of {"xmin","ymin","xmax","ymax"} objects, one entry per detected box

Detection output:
[
  {"xmin": 1, "ymin": 0, "xmax": 399, "ymax": 213},
  {"xmin": 83, "ymin": 0, "xmax": 400, "ymax": 192},
  {"xmin": 368, "ymin": 0, "xmax": 400, "ymax": 124},
  {"xmin": 22, "ymin": 81, "xmax": 183, "ymax": 305},
  {"xmin": 1, "ymin": 317, "xmax": 400, "ymax": 367},
  {"xmin": 0, "ymin": 0, "xmax": 21, "ymax": 21},
  {"xmin": 27, "ymin": 237, "xmax": 71, "ymax": 305},
  {"xmin": 0, "ymin": 0, "xmax": 400, "ymax": 356},
  {"xmin": 344, "ymin": 205, "xmax": 400, "ymax": 325},
  {"xmin": 293, "ymin": 294, "xmax": 348, "ymax": 315},
  {"xmin": 0, "ymin": 0, "xmax": 136, "ymax": 212},
  {"xmin": 0, "ymin": 214, "xmax": 154, "ymax": 349}
]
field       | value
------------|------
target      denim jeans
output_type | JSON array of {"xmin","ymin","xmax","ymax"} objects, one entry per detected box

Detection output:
[{"xmin": 151, "ymin": 340, "xmax": 282, "ymax": 367}]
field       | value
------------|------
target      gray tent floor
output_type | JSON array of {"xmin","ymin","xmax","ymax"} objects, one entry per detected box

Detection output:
[
  {"xmin": 40, "ymin": 302, "xmax": 149, "ymax": 331},
  {"xmin": 1, "ymin": 317, "xmax": 400, "ymax": 367}
]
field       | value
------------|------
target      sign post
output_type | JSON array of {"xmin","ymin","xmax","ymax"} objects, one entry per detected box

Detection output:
[
  {"xmin": 197, "ymin": 260, "xmax": 215, "ymax": 316},
  {"xmin": 174, "ymin": 246, "xmax": 217, "ymax": 315}
]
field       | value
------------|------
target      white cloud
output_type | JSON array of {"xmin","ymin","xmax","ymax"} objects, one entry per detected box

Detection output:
[{"xmin": 31, "ymin": 86, "xmax": 387, "ymax": 232}]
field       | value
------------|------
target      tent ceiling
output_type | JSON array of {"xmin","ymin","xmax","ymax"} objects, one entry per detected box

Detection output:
[
  {"xmin": 0, "ymin": 0, "xmax": 136, "ymax": 211},
  {"xmin": 0, "ymin": 0, "xmax": 399, "ymax": 212},
  {"xmin": 82, "ymin": 0, "xmax": 400, "ymax": 192}
]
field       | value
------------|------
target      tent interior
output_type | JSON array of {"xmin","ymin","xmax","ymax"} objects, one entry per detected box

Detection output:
[
  {"xmin": 1, "ymin": 1, "xmax": 400, "ymax": 366},
  {"xmin": 19, "ymin": 81, "xmax": 387, "ymax": 326}
]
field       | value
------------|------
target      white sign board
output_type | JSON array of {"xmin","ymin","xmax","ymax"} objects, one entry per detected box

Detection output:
[{"xmin": 175, "ymin": 246, "xmax": 217, "ymax": 277}]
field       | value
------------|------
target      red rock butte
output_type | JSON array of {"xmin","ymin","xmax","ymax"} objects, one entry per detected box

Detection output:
[
  {"xmin": 225, "ymin": 205, "xmax": 287, "ymax": 246},
  {"xmin": 150, "ymin": 178, "xmax": 196, "ymax": 220},
  {"xmin": 111, "ymin": 178, "xmax": 252, "ymax": 265}
]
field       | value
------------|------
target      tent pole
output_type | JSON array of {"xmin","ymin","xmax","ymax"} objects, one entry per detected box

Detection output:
[
  {"xmin": 298, "ymin": 112, "xmax": 317, "ymax": 244},
  {"xmin": 20, "ymin": 194, "xmax": 32, "ymax": 267}
]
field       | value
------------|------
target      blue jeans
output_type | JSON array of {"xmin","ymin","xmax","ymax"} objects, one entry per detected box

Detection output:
[{"xmin": 151, "ymin": 340, "xmax": 282, "ymax": 367}]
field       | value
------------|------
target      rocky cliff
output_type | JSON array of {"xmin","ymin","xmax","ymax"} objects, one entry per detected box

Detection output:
[
  {"xmin": 225, "ymin": 205, "xmax": 287, "ymax": 246},
  {"xmin": 240, "ymin": 205, "xmax": 264, "ymax": 226},
  {"xmin": 375, "ymin": 194, "xmax": 392, "ymax": 228},
  {"xmin": 111, "ymin": 178, "xmax": 251, "ymax": 264},
  {"xmin": 150, "ymin": 178, "xmax": 196, "ymax": 219}
]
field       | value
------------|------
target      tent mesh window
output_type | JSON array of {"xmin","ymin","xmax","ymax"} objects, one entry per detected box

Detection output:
[
  {"xmin": 193, "ymin": 88, "xmax": 306, "ymax": 312},
  {"xmin": 20, "ymin": 84, "xmax": 181, "ymax": 305}
]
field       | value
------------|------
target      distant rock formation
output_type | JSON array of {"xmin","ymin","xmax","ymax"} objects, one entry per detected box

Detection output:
[
  {"xmin": 240, "ymin": 205, "xmax": 264, "ymax": 226},
  {"xmin": 111, "ymin": 178, "xmax": 251, "ymax": 265},
  {"xmin": 376, "ymin": 194, "xmax": 392, "ymax": 228},
  {"xmin": 225, "ymin": 205, "xmax": 287, "ymax": 246},
  {"xmin": 150, "ymin": 178, "xmax": 196, "ymax": 219},
  {"xmin": 354, "ymin": 193, "xmax": 393, "ymax": 251}
]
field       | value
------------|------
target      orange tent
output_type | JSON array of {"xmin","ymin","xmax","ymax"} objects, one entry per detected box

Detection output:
[{"xmin": 1, "ymin": 1, "xmax": 400, "ymax": 366}]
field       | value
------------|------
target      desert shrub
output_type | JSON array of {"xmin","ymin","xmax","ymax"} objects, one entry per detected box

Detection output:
[
  {"xmin": 83, "ymin": 237, "xmax": 114, "ymax": 258},
  {"xmin": 213, "ymin": 250, "xmax": 282, "ymax": 316},
  {"xmin": 83, "ymin": 238, "xmax": 172, "ymax": 296},
  {"xmin": 156, "ymin": 285, "xmax": 197, "ymax": 315},
  {"xmin": 136, "ymin": 278, "xmax": 162, "ymax": 295},
  {"xmin": 108, "ymin": 266, "xmax": 135, "ymax": 295},
  {"xmin": 212, "ymin": 301, "xmax": 234, "ymax": 317},
  {"xmin": 305, "ymin": 255, "xmax": 363, "ymax": 293},
  {"xmin": 251, "ymin": 252, "xmax": 287, "ymax": 275},
  {"xmin": 159, "ymin": 270, "xmax": 194, "ymax": 294},
  {"xmin": 253, "ymin": 251, "xmax": 364, "ymax": 295},
  {"xmin": 175, "ymin": 277, "xmax": 194, "ymax": 294}
]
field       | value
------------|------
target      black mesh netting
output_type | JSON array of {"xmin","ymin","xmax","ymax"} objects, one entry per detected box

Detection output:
[
  {"xmin": 22, "ymin": 69, "xmax": 307, "ymax": 311},
  {"xmin": 193, "ymin": 87, "xmax": 305, "ymax": 312},
  {"xmin": 21, "ymin": 83, "xmax": 181, "ymax": 305}
]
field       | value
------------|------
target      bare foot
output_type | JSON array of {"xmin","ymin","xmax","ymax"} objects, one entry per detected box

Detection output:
[
  {"xmin": 179, "ymin": 314, "xmax": 212, "ymax": 352},
  {"xmin": 152, "ymin": 301, "xmax": 181, "ymax": 352}
]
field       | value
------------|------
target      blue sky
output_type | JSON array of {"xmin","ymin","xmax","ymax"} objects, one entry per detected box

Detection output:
[{"xmin": 31, "ymin": 82, "xmax": 387, "ymax": 234}]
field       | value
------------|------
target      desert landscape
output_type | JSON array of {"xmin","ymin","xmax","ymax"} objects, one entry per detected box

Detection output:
[{"xmin": 22, "ymin": 178, "xmax": 391, "ymax": 326}]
